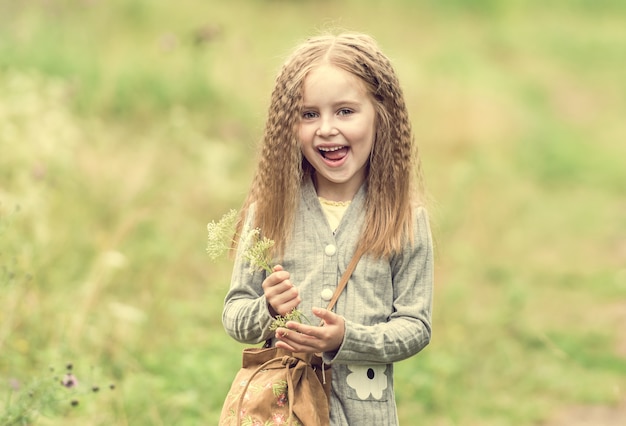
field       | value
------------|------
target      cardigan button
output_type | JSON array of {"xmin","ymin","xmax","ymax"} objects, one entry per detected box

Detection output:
[
  {"xmin": 324, "ymin": 244, "xmax": 337, "ymax": 256},
  {"xmin": 321, "ymin": 288, "xmax": 334, "ymax": 301}
]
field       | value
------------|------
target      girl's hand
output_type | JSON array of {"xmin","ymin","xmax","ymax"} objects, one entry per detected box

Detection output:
[
  {"xmin": 275, "ymin": 308, "xmax": 345, "ymax": 354},
  {"xmin": 262, "ymin": 265, "xmax": 301, "ymax": 317}
]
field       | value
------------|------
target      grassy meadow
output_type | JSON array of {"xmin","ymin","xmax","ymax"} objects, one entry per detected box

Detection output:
[{"xmin": 1, "ymin": 0, "xmax": 625, "ymax": 424}]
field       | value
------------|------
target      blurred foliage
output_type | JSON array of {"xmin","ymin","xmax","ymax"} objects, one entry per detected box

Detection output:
[{"xmin": 1, "ymin": 0, "xmax": 625, "ymax": 424}]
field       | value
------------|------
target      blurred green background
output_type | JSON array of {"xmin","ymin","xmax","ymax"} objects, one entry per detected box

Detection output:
[{"xmin": 1, "ymin": 0, "xmax": 625, "ymax": 424}]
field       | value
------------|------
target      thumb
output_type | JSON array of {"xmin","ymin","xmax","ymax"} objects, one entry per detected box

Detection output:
[
  {"xmin": 273, "ymin": 264, "xmax": 284, "ymax": 272},
  {"xmin": 312, "ymin": 307, "xmax": 337, "ymax": 325}
]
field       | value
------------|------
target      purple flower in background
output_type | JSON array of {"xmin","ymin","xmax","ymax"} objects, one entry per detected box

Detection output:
[{"xmin": 61, "ymin": 373, "xmax": 79, "ymax": 388}]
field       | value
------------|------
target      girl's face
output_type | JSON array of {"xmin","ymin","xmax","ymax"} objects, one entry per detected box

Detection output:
[{"xmin": 298, "ymin": 64, "xmax": 376, "ymax": 201}]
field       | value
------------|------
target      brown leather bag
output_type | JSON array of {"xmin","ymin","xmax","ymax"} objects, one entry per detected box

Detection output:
[
  {"xmin": 219, "ymin": 250, "xmax": 363, "ymax": 426},
  {"xmin": 219, "ymin": 348, "xmax": 329, "ymax": 425}
]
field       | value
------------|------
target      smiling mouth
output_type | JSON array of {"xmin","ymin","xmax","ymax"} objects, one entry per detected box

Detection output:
[{"xmin": 319, "ymin": 146, "xmax": 349, "ymax": 161}]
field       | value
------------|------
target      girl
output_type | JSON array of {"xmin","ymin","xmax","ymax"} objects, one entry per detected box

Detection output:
[{"xmin": 222, "ymin": 32, "xmax": 434, "ymax": 425}]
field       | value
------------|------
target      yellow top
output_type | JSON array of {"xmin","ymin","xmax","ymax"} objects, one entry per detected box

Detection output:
[{"xmin": 319, "ymin": 197, "xmax": 351, "ymax": 232}]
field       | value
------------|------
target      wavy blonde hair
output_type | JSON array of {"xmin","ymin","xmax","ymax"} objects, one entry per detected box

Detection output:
[{"xmin": 236, "ymin": 32, "xmax": 424, "ymax": 259}]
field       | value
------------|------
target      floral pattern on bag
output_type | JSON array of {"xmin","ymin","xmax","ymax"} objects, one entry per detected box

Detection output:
[
  {"xmin": 222, "ymin": 376, "xmax": 303, "ymax": 426},
  {"xmin": 219, "ymin": 348, "xmax": 329, "ymax": 426}
]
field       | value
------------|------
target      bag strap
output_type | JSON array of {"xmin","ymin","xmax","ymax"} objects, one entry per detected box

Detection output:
[
  {"xmin": 324, "ymin": 247, "xmax": 364, "ymax": 312},
  {"xmin": 236, "ymin": 355, "xmax": 299, "ymax": 424}
]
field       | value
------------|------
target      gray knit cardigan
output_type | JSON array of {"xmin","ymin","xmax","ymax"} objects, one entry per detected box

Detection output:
[{"xmin": 222, "ymin": 177, "xmax": 434, "ymax": 425}]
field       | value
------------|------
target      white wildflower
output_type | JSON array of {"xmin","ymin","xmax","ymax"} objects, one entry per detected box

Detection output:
[
  {"xmin": 206, "ymin": 209, "xmax": 238, "ymax": 260},
  {"xmin": 207, "ymin": 209, "xmax": 307, "ymax": 330}
]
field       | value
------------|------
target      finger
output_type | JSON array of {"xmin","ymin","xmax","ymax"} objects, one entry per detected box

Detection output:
[
  {"xmin": 270, "ymin": 287, "xmax": 300, "ymax": 306},
  {"xmin": 284, "ymin": 321, "xmax": 319, "ymax": 340},
  {"xmin": 276, "ymin": 327, "xmax": 292, "ymax": 339},
  {"xmin": 268, "ymin": 272, "xmax": 291, "ymax": 286},
  {"xmin": 263, "ymin": 278, "xmax": 282, "ymax": 293},
  {"xmin": 277, "ymin": 327, "xmax": 317, "ymax": 352},
  {"xmin": 263, "ymin": 277, "xmax": 294, "ymax": 298},
  {"xmin": 275, "ymin": 340, "xmax": 297, "ymax": 352},
  {"xmin": 276, "ymin": 328, "xmax": 299, "ymax": 346},
  {"xmin": 273, "ymin": 264, "xmax": 284, "ymax": 272},
  {"xmin": 312, "ymin": 307, "xmax": 336, "ymax": 325},
  {"xmin": 275, "ymin": 299, "xmax": 301, "ymax": 317},
  {"xmin": 266, "ymin": 280, "xmax": 294, "ymax": 298}
]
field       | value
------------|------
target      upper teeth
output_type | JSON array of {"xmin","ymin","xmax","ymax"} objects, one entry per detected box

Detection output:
[{"xmin": 319, "ymin": 146, "xmax": 344, "ymax": 152}]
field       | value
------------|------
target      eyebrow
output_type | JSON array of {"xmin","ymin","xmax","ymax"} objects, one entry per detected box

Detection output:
[{"xmin": 302, "ymin": 100, "xmax": 362, "ymax": 109}]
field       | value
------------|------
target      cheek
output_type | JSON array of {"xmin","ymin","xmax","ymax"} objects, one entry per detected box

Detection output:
[
  {"xmin": 297, "ymin": 124, "xmax": 314, "ymax": 145},
  {"xmin": 297, "ymin": 128, "xmax": 310, "ymax": 157},
  {"xmin": 348, "ymin": 123, "xmax": 375, "ymax": 145},
  {"xmin": 297, "ymin": 126, "xmax": 305, "ymax": 145}
]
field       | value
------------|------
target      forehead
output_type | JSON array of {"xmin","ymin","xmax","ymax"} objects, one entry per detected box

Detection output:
[{"xmin": 302, "ymin": 64, "xmax": 368, "ymax": 100}]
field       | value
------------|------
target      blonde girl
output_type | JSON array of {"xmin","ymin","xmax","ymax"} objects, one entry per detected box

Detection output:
[{"xmin": 223, "ymin": 32, "xmax": 434, "ymax": 425}]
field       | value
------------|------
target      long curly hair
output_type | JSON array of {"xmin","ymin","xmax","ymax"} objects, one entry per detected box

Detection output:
[{"xmin": 236, "ymin": 32, "xmax": 424, "ymax": 259}]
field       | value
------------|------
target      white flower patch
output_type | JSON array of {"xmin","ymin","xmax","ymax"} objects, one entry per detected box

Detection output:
[{"xmin": 345, "ymin": 364, "xmax": 388, "ymax": 400}]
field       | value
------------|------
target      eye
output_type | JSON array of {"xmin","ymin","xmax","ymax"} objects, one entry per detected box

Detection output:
[
  {"xmin": 337, "ymin": 108, "xmax": 354, "ymax": 116},
  {"xmin": 302, "ymin": 111, "xmax": 318, "ymax": 120}
]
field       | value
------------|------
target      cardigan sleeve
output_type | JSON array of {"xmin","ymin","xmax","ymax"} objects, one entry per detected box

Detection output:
[
  {"xmin": 221, "ymin": 207, "xmax": 276, "ymax": 344},
  {"xmin": 324, "ymin": 206, "xmax": 434, "ymax": 364}
]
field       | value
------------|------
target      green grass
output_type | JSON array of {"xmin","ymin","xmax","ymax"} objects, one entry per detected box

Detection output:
[{"xmin": 1, "ymin": 0, "xmax": 625, "ymax": 424}]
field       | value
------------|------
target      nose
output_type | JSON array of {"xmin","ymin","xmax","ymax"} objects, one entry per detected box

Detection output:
[{"xmin": 316, "ymin": 115, "xmax": 338, "ymax": 137}]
